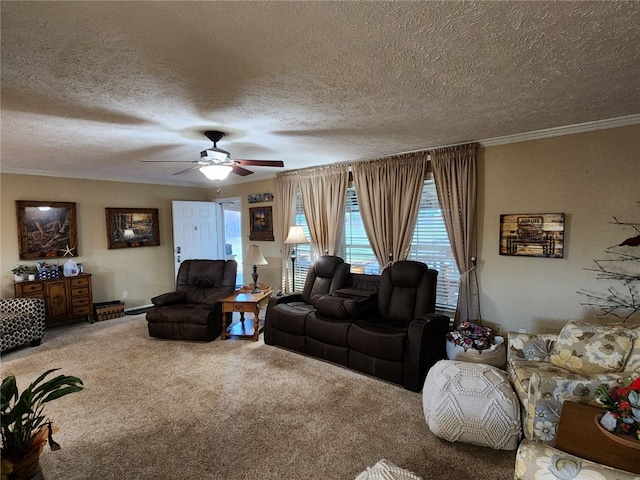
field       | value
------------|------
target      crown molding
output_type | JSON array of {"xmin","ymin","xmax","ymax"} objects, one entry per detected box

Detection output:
[{"xmin": 479, "ymin": 114, "xmax": 640, "ymax": 147}]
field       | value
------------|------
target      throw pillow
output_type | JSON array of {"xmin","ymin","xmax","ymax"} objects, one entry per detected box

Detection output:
[
  {"xmin": 608, "ymin": 323, "xmax": 640, "ymax": 372},
  {"xmin": 549, "ymin": 321, "xmax": 633, "ymax": 374}
]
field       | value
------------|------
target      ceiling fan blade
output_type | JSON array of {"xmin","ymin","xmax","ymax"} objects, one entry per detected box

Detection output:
[
  {"xmin": 172, "ymin": 165, "xmax": 201, "ymax": 176},
  {"xmin": 231, "ymin": 165, "xmax": 254, "ymax": 176},
  {"xmin": 234, "ymin": 159, "xmax": 285, "ymax": 167},
  {"xmin": 140, "ymin": 160, "xmax": 194, "ymax": 163}
]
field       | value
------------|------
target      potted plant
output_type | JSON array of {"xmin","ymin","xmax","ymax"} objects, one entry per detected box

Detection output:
[
  {"xmin": 1, "ymin": 369, "xmax": 83, "ymax": 480},
  {"xmin": 11, "ymin": 266, "xmax": 30, "ymax": 282}
]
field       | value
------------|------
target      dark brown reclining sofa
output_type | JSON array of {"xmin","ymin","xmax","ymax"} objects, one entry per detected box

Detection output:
[{"xmin": 265, "ymin": 258, "xmax": 449, "ymax": 392}]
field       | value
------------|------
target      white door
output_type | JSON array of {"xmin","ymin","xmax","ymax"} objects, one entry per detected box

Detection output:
[
  {"xmin": 218, "ymin": 197, "xmax": 243, "ymax": 287},
  {"xmin": 172, "ymin": 201, "xmax": 224, "ymax": 278}
]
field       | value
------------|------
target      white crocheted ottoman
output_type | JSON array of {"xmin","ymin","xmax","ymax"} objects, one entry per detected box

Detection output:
[
  {"xmin": 422, "ymin": 360, "xmax": 521, "ymax": 450},
  {"xmin": 355, "ymin": 460, "xmax": 423, "ymax": 480}
]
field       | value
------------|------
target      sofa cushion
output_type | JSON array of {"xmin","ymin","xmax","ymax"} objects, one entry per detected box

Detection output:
[
  {"xmin": 348, "ymin": 321, "xmax": 407, "ymax": 362},
  {"xmin": 549, "ymin": 321, "xmax": 633, "ymax": 375},
  {"xmin": 306, "ymin": 313, "xmax": 351, "ymax": 347},
  {"xmin": 268, "ymin": 303, "xmax": 314, "ymax": 335}
]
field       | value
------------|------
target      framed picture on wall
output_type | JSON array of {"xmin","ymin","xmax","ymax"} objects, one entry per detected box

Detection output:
[
  {"xmin": 105, "ymin": 208, "xmax": 160, "ymax": 249},
  {"xmin": 249, "ymin": 206, "xmax": 274, "ymax": 241},
  {"xmin": 17, "ymin": 200, "xmax": 79, "ymax": 259},
  {"xmin": 499, "ymin": 213, "xmax": 565, "ymax": 258}
]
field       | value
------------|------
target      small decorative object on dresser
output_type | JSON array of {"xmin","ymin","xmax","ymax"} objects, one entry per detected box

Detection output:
[{"xmin": 11, "ymin": 265, "xmax": 30, "ymax": 282}]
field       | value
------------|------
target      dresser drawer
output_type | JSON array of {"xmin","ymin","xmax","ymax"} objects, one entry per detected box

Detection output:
[
  {"xmin": 19, "ymin": 282, "xmax": 43, "ymax": 294},
  {"xmin": 70, "ymin": 276, "xmax": 90, "ymax": 287},
  {"xmin": 72, "ymin": 296, "xmax": 91, "ymax": 307},
  {"xmin": 71, "ymin": 287, "xmax": 90, "ymax": 297},
  {"xmin": 72, "ymin": 305, "xmax": 92, "ymax": 316}
]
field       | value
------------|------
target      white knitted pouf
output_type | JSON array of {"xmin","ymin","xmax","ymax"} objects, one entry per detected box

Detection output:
[
  {"xmin": 422, "ymin": 360, "xmax": 521, "ymax": 450},
  {"xmin": 355, "ymin": 460, "xmax": 423, "ymax": 480}
]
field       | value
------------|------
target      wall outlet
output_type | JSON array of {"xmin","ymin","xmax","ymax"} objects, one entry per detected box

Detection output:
[
  {"xmin": 122, "ymin": 291, "xmax": 128, "ymax": 299},
  {"xmin": 518, "ymin": 328, "xmax": 527, "ymax": 334}
]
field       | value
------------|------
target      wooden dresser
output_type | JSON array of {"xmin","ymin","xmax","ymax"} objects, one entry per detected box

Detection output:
[{"xmin": 15, "ymin": 274, "xmax": 93, "ymax": 326}]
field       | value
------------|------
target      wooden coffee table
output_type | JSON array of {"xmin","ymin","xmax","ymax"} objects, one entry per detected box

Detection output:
[
  {"xmin": 221, "ymin": 286, "xmax": 273, "ymax": 341},
  {"xmin": 555, "ymin": 401, "xmax": 640, "ymax": 474}
]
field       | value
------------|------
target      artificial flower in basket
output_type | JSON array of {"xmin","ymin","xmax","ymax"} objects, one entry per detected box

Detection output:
[
  {"xmin": 445, "ymin": 321, "xmax": 506, "ymax": 367},
  {"xmin": 596, "ymin": 377, "xmax": 640, "ymax": 441},
  {"xmin": 447, "ymin": 321, "xmax": 495, "ymax": 351}
]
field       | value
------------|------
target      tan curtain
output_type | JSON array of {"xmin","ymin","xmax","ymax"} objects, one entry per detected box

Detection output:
[
  {"xmin": 351, "ymin": 152, "xmax": 428, "ymax": 268},
  {"xmin": 431, "ymin": 143, "xmax": 479, "ymax": 325},
  {"xmin": 298, "ymin": 164, "xmax": 349, "ymax": 257},
  {"xmin": 276, "ymin": 171, "xmax": 300, "ymax": 292}
]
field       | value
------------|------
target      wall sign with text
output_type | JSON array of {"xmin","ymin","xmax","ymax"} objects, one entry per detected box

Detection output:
[{"xmin": 499, "ymin": 213, "xmax": 565, "ymax": 258}]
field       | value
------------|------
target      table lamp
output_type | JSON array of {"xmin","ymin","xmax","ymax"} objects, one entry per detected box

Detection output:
[
  {"xmin": 284, "ymin": 226, "xmax": 309, "ymax": 292},
  {"xmin": 245, "ymin": 244, "xmax": 268, "ymax": 293}
]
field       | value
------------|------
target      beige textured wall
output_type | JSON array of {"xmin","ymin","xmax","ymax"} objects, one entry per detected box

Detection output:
[
  {"xmin": 478, "ymin": 125, "xmax": 639, "ymax": 333},
  {"xmin": 210, "ymin": 178, "xmax": 281, "ymax": 291},
  {"xmin": 2, "ymin": 125, "xmax": 638, "ymax": 333},
  {"xmin": 1, "ymin": 175, "xmax": 210, "ymax": 307}
]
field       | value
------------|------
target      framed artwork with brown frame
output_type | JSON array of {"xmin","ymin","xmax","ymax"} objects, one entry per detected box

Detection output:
[
  {"xmin": 105, "ymin": 208, "xmax": 160, "ymax": 249},
  {"xmin": 249, "ymin": 206, "xmax": 274, "ymax": 241},
  {"xmin": 17, "ymin": 200, "xmax": 79, "ymax": 260},
  {"xmin": 499, "ymin": 213, "xmax": 565, "ymax": 258}
]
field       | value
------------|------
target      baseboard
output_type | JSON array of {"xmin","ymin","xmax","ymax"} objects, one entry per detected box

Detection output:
[{"xmin": 125, "ymin": 304, "xmax": 153, "ymax": 315}]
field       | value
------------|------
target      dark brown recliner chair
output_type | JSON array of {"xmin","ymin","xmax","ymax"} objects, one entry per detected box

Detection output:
[
  {"xmin": 146, "ymin": 259, "xmax": 237, "ymax": 341},
  {"xmin": 264, "ymin": 255, "xmax": 350, "ymax": 353}
]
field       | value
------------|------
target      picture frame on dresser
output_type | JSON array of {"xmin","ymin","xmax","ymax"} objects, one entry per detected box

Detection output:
[{"xmin": 16, "ymin": 200, "xmax": 79, "ymax": 260}]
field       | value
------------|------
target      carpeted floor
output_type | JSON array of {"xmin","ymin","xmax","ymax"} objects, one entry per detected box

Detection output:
[{"xmin": 0, "ymin": 315, "xmax": 516, "ymax": 479}]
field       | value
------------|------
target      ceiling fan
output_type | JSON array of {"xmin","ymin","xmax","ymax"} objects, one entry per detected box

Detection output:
[{"xmin": 142, "ymin": 130, "xmax": 284, "ymax": 180}]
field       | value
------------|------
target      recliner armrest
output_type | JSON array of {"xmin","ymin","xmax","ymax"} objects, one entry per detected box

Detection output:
[
  {"xmin": 403, "ymin": 313, "xmax": 450, "ymax": 392},
  {"xmin": 270, "ymin": 292, "xmax": 303, "ymax": 306},
  {"xmin": 314, "ymin": 294, "xmax": 378, "ymax": 319},
  {"xmin": 151, "ymin": 291, "xmax": 186, "ymax": 307}
]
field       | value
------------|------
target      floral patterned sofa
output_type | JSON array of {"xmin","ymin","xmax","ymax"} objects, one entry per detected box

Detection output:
[
  {"xmin": 507, "ymin": 320, "xmax": 640, "ymax": 445},
  {"xmin": 515, "ymin": 439, "xmax": 638, "ymax": 480}
]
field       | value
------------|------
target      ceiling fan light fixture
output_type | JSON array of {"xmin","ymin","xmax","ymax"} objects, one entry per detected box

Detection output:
[
  {"xmin": 200, "ymin": 147, "xmax": 230, "ymax": 162},
  {"xmin": 200, "ymin": 164, "xmax": 233, "ymax": 180}
]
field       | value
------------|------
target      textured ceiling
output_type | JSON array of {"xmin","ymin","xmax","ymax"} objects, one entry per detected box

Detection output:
[{"xmin": 1, "ymin": 1, "xmax": 639, "ymax": 187}]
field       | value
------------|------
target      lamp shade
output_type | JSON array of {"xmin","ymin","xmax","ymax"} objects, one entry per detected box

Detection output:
[
  {"xmin": 200, "ymin": 164, "xmax": 233, "ymax": 180},
  {"xmin": 244, "ymin": 244, "xmax": 268, "ymax": 265},
  {"xmin": 284, "ymin": 226, "xmax": 309, "ymax": 244}
]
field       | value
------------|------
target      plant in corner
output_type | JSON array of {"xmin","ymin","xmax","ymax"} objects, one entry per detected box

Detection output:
[{"xmin": 1, "ymin": 369, "xmax": 84, "ymax": 480}]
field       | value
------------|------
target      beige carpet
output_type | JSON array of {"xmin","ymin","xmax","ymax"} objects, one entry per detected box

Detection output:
[{"xmin": 0, "ymin": 315, "xmax": 516, "ymax": 479}]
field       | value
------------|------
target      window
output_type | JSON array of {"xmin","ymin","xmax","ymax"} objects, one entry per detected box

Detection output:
[
  {"xmin": 291, "ymin": 202, "xmax": 312, "ymax": 292},
  {"xmin": 293, "ymin": 178, "xmax": 459, "ymax": 310},
  {"xmin": 407, "ymin": 179, "xmax": 460, "ymax": 311}
]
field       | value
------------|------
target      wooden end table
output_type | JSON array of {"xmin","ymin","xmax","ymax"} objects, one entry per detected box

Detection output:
[
  {"xmin": 555, "ymin": 401, "xmax": 640, "ymax": 474},
  {"xmin": 221, "ymin": 286, "xmax": 273, "ymax": 341}
]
